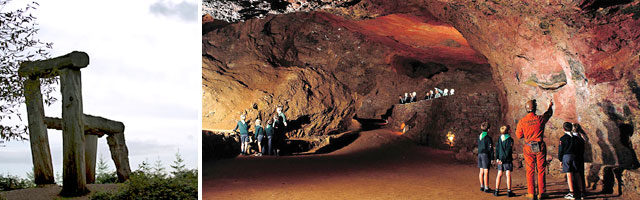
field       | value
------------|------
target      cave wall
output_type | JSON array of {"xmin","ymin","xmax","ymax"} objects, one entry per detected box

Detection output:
[
  {"xmin": 416, "ymin": 0, "xmax": 640, "ymax": 169},
  {"xmin": 203, "ymin": 11, "xmax": 494, "ymax": 138},
  {"xmin": 318, "ymin": 0, "xmax": 640, "ymax": 168},
  {"xmin": 387, "ymin": 91, "xmax": 501, "ymax": 151},
  {"xmin": 203, "ymin": 0, "xmax": 640, "ymax": 171}
]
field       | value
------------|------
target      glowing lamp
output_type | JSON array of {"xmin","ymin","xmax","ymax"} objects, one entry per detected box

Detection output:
[{"xmin": 446, "ymin": 131, "xmax": 455, "ymax": 147}]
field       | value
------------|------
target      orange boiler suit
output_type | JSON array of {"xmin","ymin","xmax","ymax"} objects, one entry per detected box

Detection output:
[{"xmin": 515, "ymin": 107, "xmax": 552, "ymax": 195}]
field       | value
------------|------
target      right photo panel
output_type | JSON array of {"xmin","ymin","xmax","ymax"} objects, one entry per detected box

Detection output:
[{"xmin": 202, "ymin": 0, "xmax": 640, "ymax": 200}]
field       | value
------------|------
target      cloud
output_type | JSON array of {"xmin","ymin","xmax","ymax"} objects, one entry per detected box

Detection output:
[{"xmin": 149, "ymin": 0, "xmax": 197, "ymax": 22}]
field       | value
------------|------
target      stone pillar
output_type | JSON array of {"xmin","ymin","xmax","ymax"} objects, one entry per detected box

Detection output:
[
  {"xmin": 85, "ymin": 134, "xmax": 98, "ymax": 184},
  {"xmin": 60, "ymin": 68, "xmax": 88, "ymax": 196},
  {"xmin": 23, "ymin": 78, "xmax": 55, "ymax": 185},
  {"xmin": 107, "ymin": 133, "xmax": 131, "ymax": 182}
]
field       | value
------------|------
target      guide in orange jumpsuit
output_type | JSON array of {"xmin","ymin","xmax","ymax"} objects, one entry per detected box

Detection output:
[{"xmin": 515, "ymin": 100, "xmax": 553, "ymax": 199}]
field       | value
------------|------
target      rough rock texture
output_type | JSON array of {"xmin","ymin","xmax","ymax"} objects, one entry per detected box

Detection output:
[
  {"xmin": 386, "ymin": 91, "xmax": 501, "ymax": 150},
  {"xmin": 204, "ymin": 0, "xmax": 640, "ymax": 194},
  {"xmin": 203, "ymin": 0, "xmax": 358, "ymax": 22},
  {"xmin": 203, "ymin": 11, "xmax": 490, "ymax": 137},
  {"xmin": 414, "ymin": 0, "xmax": 640, "ymax": 171}
]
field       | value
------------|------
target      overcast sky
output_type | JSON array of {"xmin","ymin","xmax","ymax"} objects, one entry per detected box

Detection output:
[{"xmin": 1, "ymin": 0, "xmax": 200, "ymax": 178}]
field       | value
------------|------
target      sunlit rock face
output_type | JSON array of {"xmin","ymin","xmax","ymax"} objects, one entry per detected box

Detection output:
[
  {"xmin": 203, "ymin": 0, "xmax": 640, "ymax": 175},
  {"xmin": 202, "ymin": 11, "xmax": 492, "ymax": 138}
]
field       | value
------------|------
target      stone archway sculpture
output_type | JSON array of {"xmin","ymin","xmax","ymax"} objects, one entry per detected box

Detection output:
[{"xmin": 18, "ymin": 51, "xmax": 131, "ymax": 196}]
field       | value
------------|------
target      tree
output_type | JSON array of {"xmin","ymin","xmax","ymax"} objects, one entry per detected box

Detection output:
[
  {"xmin": 95, "ymin": 155, "xmax": 117, "ymax": 184},
  {"xmin": 170, "ymin": 151, "xmax": 186, "ymax": 177},
  {"xmin": 0, "ymin": 0, "xmax": 54, "ymax": 141},
  {"xmin": 153, "ymin": 158, "xmax": 166, "ymax": 178}
]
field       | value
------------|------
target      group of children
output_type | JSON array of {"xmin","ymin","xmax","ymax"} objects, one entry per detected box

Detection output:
[
  {"xmin": 232, "ymin": 106, "xmax": 288, "ymax": 156},
  {"xmin": 477, "ymin": 121, "xmax": 585, "ymax": 199},
  {"xmin": 398, "ymin": 88, "xmax": 456, "ymax": 104},
  {"xmin": 477, "ymin": 122, "xmax": 515, "ymax": 197},
  {"xmin": 399, "ymin": 92, "xmax": 418, "ymax": 104}
]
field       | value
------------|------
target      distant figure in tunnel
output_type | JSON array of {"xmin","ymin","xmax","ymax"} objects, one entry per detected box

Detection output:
[
  {"xmin": 399, "ymin": 95, "xmax": 406, "ymax": 104},
  {"xmin": 424, "ymin": 92, "xmax": 430, "ymax": 100},
  {"xmin": 265, "ymin": 119, "xmax": 274, "ymax": 155},
  {"xmin": 558, "ymin": 122, "xmax": 581, "ymax": 200},
  {"xmin": 429, "ymin": 90, "xmax": 434, "ymax": 99},
  {"xmin": 443, "ymin": 89, "xmax": 449, "ymax": 96},
  {"xmin": 233, "ymin": 114, "xmax": 250, "ymax": 155},
  {"xmin": 410, "ymin": 92, "xmax": 417, "ymax": 103},
  {"xmin": 434, "ymin": 88, "xmax": 442, "ymax": 98},
  {"xmin": 404, "ymin": 93, "xmax": 409, "ymax": 103},
  {"xmin": 478, "ymin": 121, "xmax": 494, "ymax": 194},
  {"xmin": 450, "ymin": 89, "xmax": 455, "ymax": 95},
  {"xmin": 515, "ymin": 99, "xmax": 553, "ymax": 199},
  {"xmin": 254, "ymin": 119, "xmax": 264, "ymax": 156},
  {"xmin": 494, "ymin": 125, "xmax": 515, "ymax": 197}
]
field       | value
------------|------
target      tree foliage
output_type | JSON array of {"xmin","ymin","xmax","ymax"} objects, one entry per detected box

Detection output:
[
  {"xmin": 96, "ymin": 155, "xmax": 118, "ymax": 184},
  {"xmin": 0, "ymin": 0, "xmax": 55, "ymax": 141},
  {"xmin": 90, "ymin": 152, "xmax": 197, "ymax": 200}
]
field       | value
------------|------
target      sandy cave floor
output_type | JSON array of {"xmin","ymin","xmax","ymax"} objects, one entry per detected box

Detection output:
[{"xmin": 203, "ymin": 129, "xmax": 631, "ymax": 200}]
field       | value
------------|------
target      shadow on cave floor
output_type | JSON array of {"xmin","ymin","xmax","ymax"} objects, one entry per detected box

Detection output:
[
  {"xmin": 313, "ymin": 131, "xmax": 360, "ymax": 154},
  {"xmin": 305, "ymin": 116, "xmax": 391, "ymax": 154},
  {"xmin": 353, "ymin": 116, "xmax": 388, "ymax": 131}
]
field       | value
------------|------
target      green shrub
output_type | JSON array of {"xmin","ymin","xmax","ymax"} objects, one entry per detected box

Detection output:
[
  {"xmin": 90, "ymin": 152, "xmax": 197, "ymax": 200},
  {"xmin": 90, "ymin": 170, "xmax": 197, "ymax": 200},
  {"xmin": 95, "ymin": 156, "xmax": 118, "ymax": 184},
  {"xmin": 0, "ymin": 174, "xmax": 34, "ymax": 191}
]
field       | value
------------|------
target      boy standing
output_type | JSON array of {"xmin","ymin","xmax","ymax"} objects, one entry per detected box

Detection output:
[
  {"xmin": 254, "ymin": 119, "xmax": 264, "ymax": 156},
  {"xmin": 265, "ymin": 119, "xmax": 274, "ymax": 155},
  {"xmin": 494, "ymin": 125, "xmax": 515, "ymax": 197},
  {"xmin": 478, "ymin": 122, "xmax": 494, "ymax": 193},
  {"xmin": 558, "ymin": 122, "xmax": 580, "ymax": 199},
  {"xmin": 232, "ymin": 114, "xmax": 249, "ymax": 155}
]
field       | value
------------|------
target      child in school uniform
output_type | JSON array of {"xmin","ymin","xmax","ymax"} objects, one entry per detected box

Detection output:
[
  {"xmin": 254, "ymin": 119, "xmax": 264, "ymax": 156},
  {"xmin": 494, "ymin": 125, "xmax": 515, "ymax": 197},
  {"xmin": 558, "ymin": 122, "xmax": 581, "ymax": 200},
  {"xmin": 478, "ymin": 122, "xmax": 494, "ymax": 193}
]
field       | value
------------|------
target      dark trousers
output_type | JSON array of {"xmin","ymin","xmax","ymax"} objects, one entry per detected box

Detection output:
[{"xmin": 267, "ymin": 136, "xmax": 273, "ymax": 155}]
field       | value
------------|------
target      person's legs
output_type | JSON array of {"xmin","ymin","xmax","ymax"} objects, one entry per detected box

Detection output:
[
  {"xmin": 577, "ymin": 158, "xmax": 586, "ymax": 195},
  {"xmin": 567, "ymin": 173, "xmax": 575, "ymax": 192},
  {"xmin": 257, "ymin": 142, "xmax": 262, "ymax": 154},
  {"xmin": 267, "ymin": 136, "xmax": 273, "ymax": 155},
  {"xmin": 535, "ymin": 151, "xmax": 547, "ymax": 195},
  {"xmin": 483, "ymin": 168, "xmax": 490, "ymax": 189},
  {"xmin": 506, "ymin": 170, "xmax": 512, "ymax": 190},
  {"xmin": 242, "ymin": 142, "xmax": 247, "ymax": 154},
  {"xmin": 495, "ymin": 170, "xmax": 503, "ymax": 191},
  {"xmin": 240, "ymin": 136, "xmax": 246, "ymax": 154},
  {"xmin": 524, "ymin": 152, "xmax": 536, "ymax": 195},
  {"xmin": 479, "ymin": 168, "xmax": 484, "ymax": 189}
]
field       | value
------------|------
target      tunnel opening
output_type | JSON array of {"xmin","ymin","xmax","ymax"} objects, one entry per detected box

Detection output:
[{"xmin": 391, "ymin": 56, "xmax": 449, "ymax": 79}]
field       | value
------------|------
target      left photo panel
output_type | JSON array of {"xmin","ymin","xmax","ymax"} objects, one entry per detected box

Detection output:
[{"xmin": 0, "ymin": 0, "xmax": 200, "ymax": 199}]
